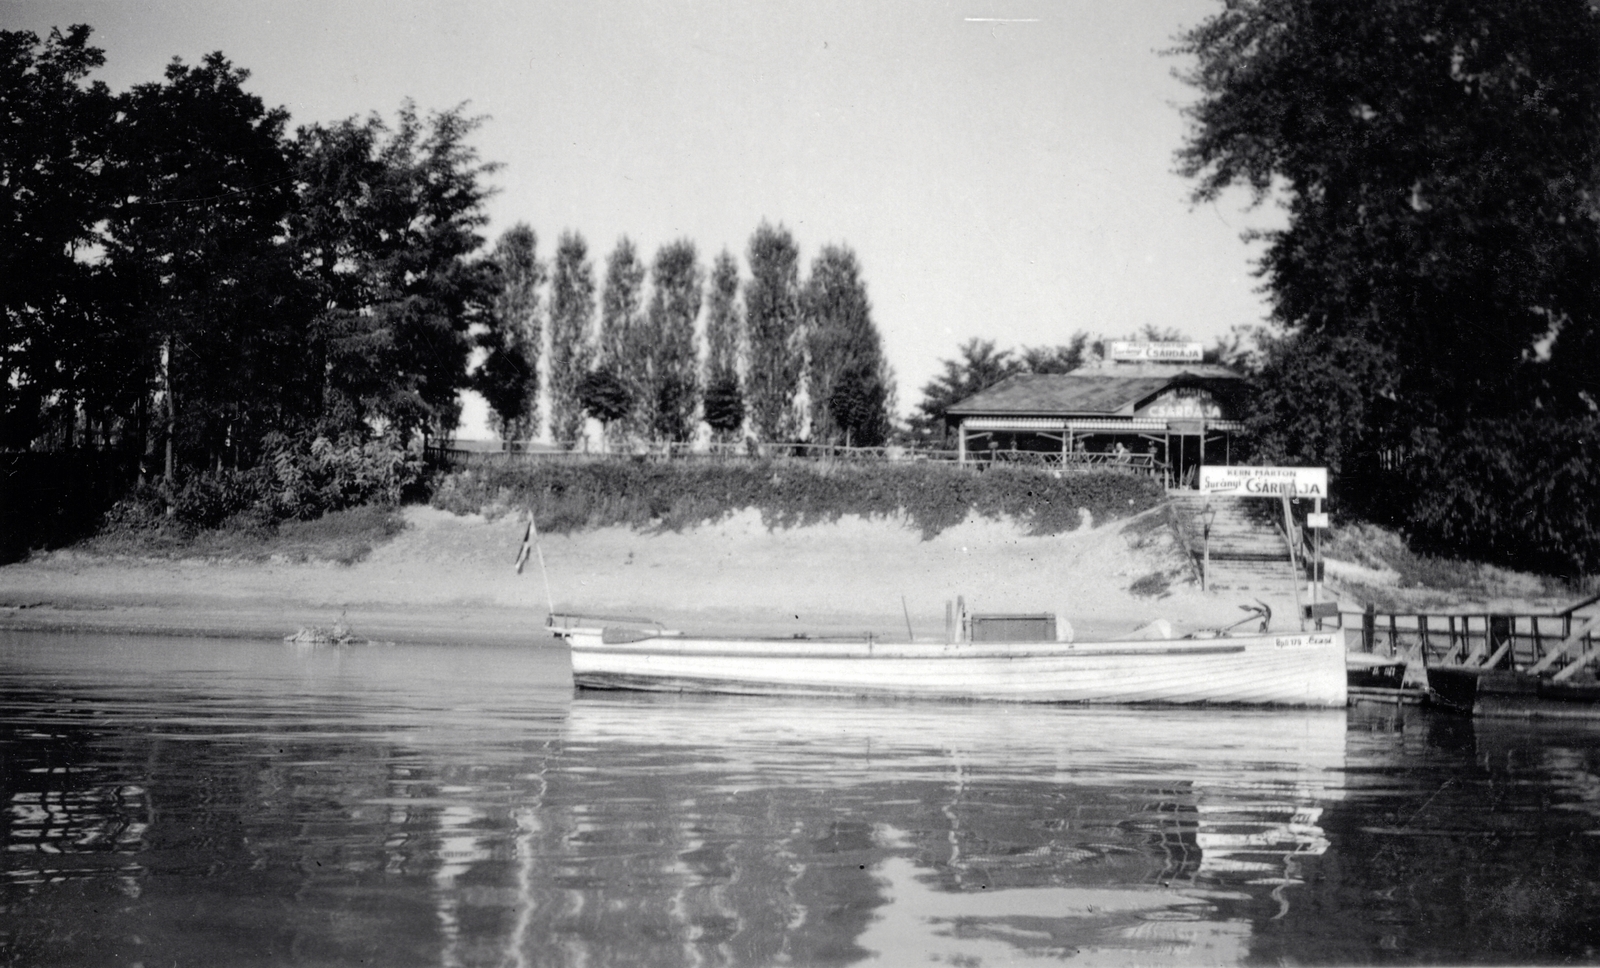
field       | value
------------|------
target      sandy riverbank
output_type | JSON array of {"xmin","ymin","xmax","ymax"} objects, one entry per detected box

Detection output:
[{"xmin": 0, "ymin": 505, "xmax": 1299, "ymax": 646}]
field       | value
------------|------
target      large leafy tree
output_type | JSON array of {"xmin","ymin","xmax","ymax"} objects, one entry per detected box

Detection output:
[
  {"xmin": 743, "ymin": 221, "xmax": 804, "ymax": 441},
  {"xmin": 909, "ymin": 339, "xmax": 1020, "ymax": 446},
  {"xmin": 802, "ymin": 244, "xmax": 891, "ymax": 446},
  {"xmin": 644, "ymin": 240, "xmax": 703, "ymax": 442},
  {"xmin": 106, "ymin": 51, "xmax": 301, "ymax": 478},
  {"xmin": 290, "ymin": 103, "xmax": 498, "ymax": 444},
  {"xmin": 547, "ymin": 231, "xmax": 595, "ymax": 445},
  {"xmin": 907, "ymin": 336, "xmax": 1094, "ymax": 447},
  {"xmin": 702, "ymin": 250, "xmax": 745, "ymax": 439},
  {"xmin": 289, "ymin": 115, "xmax": 393, "ymax": 434},
  {"xmin": 1176, "ymin": 0, "xmax": 1600, "ymax": 465},
  {"xmin": 474, "ymin": 223, "xmax": 544, "ymax": 443},
  {"xmin": 0, "ymin": 26, "xmax": 118, "ymax": 449}
]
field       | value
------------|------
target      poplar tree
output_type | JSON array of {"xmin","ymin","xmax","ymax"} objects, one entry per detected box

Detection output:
[
  {"xmin": 474, "ymin": 223, "xmax": 544, "ymax": 443},
  {"xmin": 702, "ymin": 250, "xmax": 746, "ymax": 439},
  {"xmin": 644, "ymin": 240, "xmax": 703, "ymax": 442},
  {"xmin": 547, "ymin": 231, "xmax": 595, "ymax": 445},
  {"xmin": 597, "ymin": 237, "xmax": 647, "ymax": 437},
  {"xmin": 743, "ymin": 222, "xmax": 803, "ymax": 442},
  {"xmin": 802, "ymin": 244, "xmax": 890, "ymax": 446}
]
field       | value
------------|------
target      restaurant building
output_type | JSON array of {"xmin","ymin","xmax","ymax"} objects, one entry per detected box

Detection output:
[{"xmin": 943, "ymin": 342, "xmax": 1249, "ymax": 488}]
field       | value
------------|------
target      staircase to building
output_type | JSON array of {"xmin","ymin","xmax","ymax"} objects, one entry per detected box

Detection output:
[{"xmin": 1166, "ymin": 491, "xmax": 1302, "ymax": 594}]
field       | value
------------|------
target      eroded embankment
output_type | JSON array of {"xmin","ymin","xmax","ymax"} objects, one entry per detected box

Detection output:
[{"xmin": 0, "ymin": 501, "xmax": 1280, "ymax": 644}]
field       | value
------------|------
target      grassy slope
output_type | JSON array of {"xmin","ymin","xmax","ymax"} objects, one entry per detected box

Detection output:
[
  {"xmin": 80, "ymin": 505, "xmax": 408, "ymax": 565},
  {"xmin": 1323, "ymin": 519, "xmax": 1591, "ymax": 611}
]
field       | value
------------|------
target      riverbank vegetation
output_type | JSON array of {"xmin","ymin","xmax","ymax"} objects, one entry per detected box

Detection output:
[
  {"xmin": 430, "ymin": 460, "xmax": 1164, "ymax": 539},
  {"xmin": 84, "ymin": 504, "xmax": 406, "ymax": 565}
]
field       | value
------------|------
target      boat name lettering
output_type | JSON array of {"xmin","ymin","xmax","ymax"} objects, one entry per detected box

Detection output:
[{"xmin": 1274, "ymin": 634, "xmax": 1335, "ymax": 649}]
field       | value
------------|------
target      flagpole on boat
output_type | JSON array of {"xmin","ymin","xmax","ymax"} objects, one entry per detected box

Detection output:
[{"xmin": 515, "ymin": 515, "xmax": 556, "ymax": 619}]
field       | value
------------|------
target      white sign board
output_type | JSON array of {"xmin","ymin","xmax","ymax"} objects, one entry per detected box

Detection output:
[
  {"xmin": 1199, "ymin": 465, "xmax": 1329, "ymax": 499},
  {"xmin": 1109, "ymin": 340, "xmax": 1203, "ymax": 362},
  {"xmin": 1306, "ymin": 512, "xmax": 1330, "ymax": 529}
]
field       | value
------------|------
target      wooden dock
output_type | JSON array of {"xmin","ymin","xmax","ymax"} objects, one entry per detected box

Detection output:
[{"xmin": 1352, "ymin": 593, "xmax": 1600, "ymax": 717}]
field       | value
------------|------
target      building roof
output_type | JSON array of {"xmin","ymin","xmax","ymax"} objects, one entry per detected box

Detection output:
[
  {"xmin": 947, "ymin": 374, "xmax": 1170, "ymax": 417},
  {"xmin": 944, "ymin": 365, "xmax": 1246, "ymax": 420}
]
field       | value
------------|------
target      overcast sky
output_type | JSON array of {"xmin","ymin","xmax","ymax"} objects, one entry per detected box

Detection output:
[{"xmin": 3, "ymin": 0, "xmax": 1280, "ymax": 433}]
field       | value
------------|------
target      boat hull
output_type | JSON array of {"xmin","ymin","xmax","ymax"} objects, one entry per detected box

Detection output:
[{"xmin": 564, "ymin": 630, "xmax": 1348, "ymax": 707}]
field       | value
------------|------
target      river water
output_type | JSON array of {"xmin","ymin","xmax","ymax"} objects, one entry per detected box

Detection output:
[{"xmin": 3, "ymin": 631, "xmax": 1599, "ymax": 966}]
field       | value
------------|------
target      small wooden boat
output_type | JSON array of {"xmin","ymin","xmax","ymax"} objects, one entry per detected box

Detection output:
[
  {"xmin": 551, "ymin": 607, "xmax": 1348, "ymax": 707},
  {"xmin": 1346, "ymin": 654, "xmax": 1429, "ymax": 705}
]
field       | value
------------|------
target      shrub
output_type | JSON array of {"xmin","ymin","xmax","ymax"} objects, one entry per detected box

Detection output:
[
  {"xmin": 430, "ymin": 458, "xmax": 1164, "ymax": 538},
  {"xmin": 93, "ymin": 433, "xmax": 423, "ymax": 549},
  {"xmin": 260, "ymin": 432, "xmax": 423, "ymax": 519}
]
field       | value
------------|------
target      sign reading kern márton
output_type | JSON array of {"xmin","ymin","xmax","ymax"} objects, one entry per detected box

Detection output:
[{"xmin": 1199, "ymin": 465, "xmax": 1328, "ymax": 498}]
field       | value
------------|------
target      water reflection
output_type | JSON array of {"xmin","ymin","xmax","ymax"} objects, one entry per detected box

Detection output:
[
  {"xmin": 3, "ymin": 633, "xmax": 1600, "ymax": 965},
  {"xmin": 555, "ymin": 696, "xmax": 1343, "ymax": 965}
]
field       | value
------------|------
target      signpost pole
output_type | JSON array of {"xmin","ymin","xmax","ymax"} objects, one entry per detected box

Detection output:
[{"xmin": 1313, "ymin": 497, "xmax": 1323, "ymax": 608}]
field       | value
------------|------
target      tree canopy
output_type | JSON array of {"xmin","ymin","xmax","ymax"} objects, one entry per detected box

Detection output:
[
  {"xmin": 1178, "ymin": 0, "xmax": 1600, "ymax": 428},
  {"xmin": 474, "ymin": 223, "xmax": 544, "ymax": 442},
  {"xmin": 547, "ymin": 231, "xmax": 596, "ymax": 445},
  {"xmin": 909, "ymin": 337, "xmax": 1092, "ymax": 447},
  {"xmin": 803, "ymin": 245, "xmax": 892, "ymax": 446},
  {"xmin": 643, "ymin": 240, "xmax": 704, "ymax": 443},
  {"xmin": 2, "ymin": 25, "xmax": 499, "ymax": 485},
  {"xmin": 743, "ymin": 222, "xmax": 804, "ymax": 441},
  {"xmin": 0, "ymin": 26, "xmax": 115, "ymax": 449},
  {"xmin": 1176, "ymin": 0, "xmax": 1600, "ymax": 569}
]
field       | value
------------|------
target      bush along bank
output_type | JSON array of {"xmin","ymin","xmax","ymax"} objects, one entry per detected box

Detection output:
[
  {"xmin": 429, "ymin": 459, "xmax": 1166, "ymax": 538},
  {"xmin": 80, "ymin": 434, "xmax": 423, "ymax": 562}
]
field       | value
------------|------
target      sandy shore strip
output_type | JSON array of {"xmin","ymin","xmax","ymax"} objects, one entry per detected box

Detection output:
[{"xmin": 0, "ymin": 506, "xmax": 1299, "ymax": 646}]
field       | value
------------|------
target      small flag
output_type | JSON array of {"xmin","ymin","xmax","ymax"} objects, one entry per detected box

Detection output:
[{"xmin": 515, "ymin": 520, "xmax": 533, "ymax": 574}]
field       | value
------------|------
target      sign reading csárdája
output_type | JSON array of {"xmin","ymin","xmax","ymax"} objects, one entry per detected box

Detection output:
[
  {"xmin": 1109, "ymin": 340, "xmax": 1203, "ymax": 362},
  {"xmin": 1199, "ymin": 465, "xmax": 1328, "ymax": 498}
]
